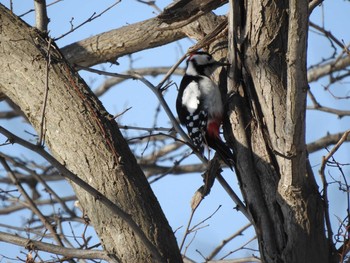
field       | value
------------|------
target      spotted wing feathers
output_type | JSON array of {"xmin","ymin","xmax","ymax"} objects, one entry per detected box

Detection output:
[{"xmin": 185, "ymin": 110, "xmax": 207, "ymax": 152}]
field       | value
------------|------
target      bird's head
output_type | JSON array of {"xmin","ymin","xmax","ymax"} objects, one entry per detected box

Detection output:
[{"xmin": 185, "ymin": 51, "xmax": 229, "ymax": 77}]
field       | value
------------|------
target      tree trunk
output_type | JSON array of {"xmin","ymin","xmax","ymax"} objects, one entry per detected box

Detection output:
[
  {"xmin": 226, "ymin": 0, "xmax": 335, "ymax": 262},
  {"xmin": 0, "ymin": 4, "xmax": 182, "ymax": 263}
]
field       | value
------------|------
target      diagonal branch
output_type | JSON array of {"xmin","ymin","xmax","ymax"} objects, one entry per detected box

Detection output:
[
  {"xmin": 0, "ymin": 126, "xmax": 163, "ymax": 262},
  {"xmin": 158, "ymin": 0, "xmax": 227, "ymax": 24},
  {"xmin": 61, "ymin": 1, "xmax": 227, "ymax": 68},
  {"xmin": 307, "ymin": 55, "xmax": 350, "ymax": 83},
  {"xmin": 307, "ymin": 132, "xmax": 350, "ymax": 153},
  {"xmin": 94, "ymin": 67, "xmax": 184, "ymax": 97},
  {"xmin": 61, "ymin": 18, "xmax": 186, "ymax": 67},
  {"xmin": 0, "ymin": 156, "xmax": 65, "ymax": 247},
  {"xmin": 0, "ymin": 231, "xmax": 116, "ymax": 262}
]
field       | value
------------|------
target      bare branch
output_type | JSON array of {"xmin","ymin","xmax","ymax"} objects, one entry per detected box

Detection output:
[
  {"xmin": 207, "ymin": 222, "xmax": 253, "ymax": 260},
  {"xmin": 207, "ymin": 257, "xmax": 261, "ymax": 263},
  {"xmin": 82, "ymin": 60, "xmax": 249, "ymax": 222},
  {"xmin": 309, "ymin": 21, "xmax": 344, "ymax": 50},
  {"xmin": 308, "ymin": 55, "xmax": 350, "ymax": 83},
  {"xmin": 61, "ymin": 18, "xmax": 186, "ymax": 67},
  {"xmin": 320, "ymin": 130, "xmax": 350, "ymax": 172},
  {"xmin": 0, "ymin": 231, "xmax": 115, "ymax": 262},
  {"xmin": 38, "ymin": 38, "xmax": 52, "ymax": 146},
  {"xmin": 0, "ymin": 195, "xmax": 76, "ymax": 215},
  {"xmin": 0, "ymin": 126, "xmax": 163, "ymax": 262},
  {"xmin": 62, "ymin": 2, "xmax": 227, "ymax": 68},
  {"xmin": 309, "ymin": 0, "xmax": 323, "ymax": 15},
  {"xmin": 136, "ymin": 0, "xmax": 162, "ymax": 13},
  {"xmin": 54, "ymin": 1, "xmax": 121, "ymax": 41},
  {"xmin": 94, "ymin": 67, "xmax": 185, "ymax": 97},
  {"xmin": 34, "ymin": 0, "xmax": 49, "ymax": 32},
  {"xmin": 307, "ymin": 132, "xmax": 350, "ymax": 153},
  {"xmin": 157, "ymin": 0, "xmax": 227, "ymax": 24},
  {"xmin": 19, "ymin": 0, "xmax": 63, "ymax": 18},
  {"xmin": 0, "ymin": 156, "xmax": 65, "ymax": 247},
  {"xmin": 142, "ymin": 163, "xmax": 206, "ymax": 178},
  {"xmin": 319, "ymin": 130, "xmax": 350, "ymax": 254},
  {"xmin": 140, "ymin": 142, "xmax": 184, "ymax": 162},
  {"xmin": 307, "ymin": 105, "xmax": 350, "ymax": 118},
  {"xmin": 0, "ymin": 110, "xmax": 20, "ymax": 119}
]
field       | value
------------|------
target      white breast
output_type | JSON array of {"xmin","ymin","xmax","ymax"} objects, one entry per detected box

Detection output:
[
  {"xmin": 182, "ymin": 81, "xmax": 200, "ymax": 114},
  {"xmin": 198, "ymin": 77, "xmax": 223, "ymax": 117}
]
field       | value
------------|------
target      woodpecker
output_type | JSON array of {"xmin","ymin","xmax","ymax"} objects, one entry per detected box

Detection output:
[{"xmin": 176, "ymin": 51, "xmax": 234, "ymax": 168}]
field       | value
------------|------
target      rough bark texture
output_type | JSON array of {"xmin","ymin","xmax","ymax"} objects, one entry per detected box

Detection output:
[
  {"xmin": 227, "ymin": 0, "xmax": 335, "ymax": 262},
  {"xmin": 61, "ymin": 18, "xmax": 186, "ymax": 67},
  {"xmin": 61, "ymin": 11, "xmax": 226, "ymax": 68},
  {"xmin": 0, "ymin": 4, "xmax": 182, "ymax": 263},
  {"xmin": 0, "ymin": 0, "xmax": 341, "ymax": 262}
]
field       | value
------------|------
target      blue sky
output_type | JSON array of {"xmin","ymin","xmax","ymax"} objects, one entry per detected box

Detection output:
[{"xmin": 1, "ymin": 1, "xmax": 350, "ymax": 262}]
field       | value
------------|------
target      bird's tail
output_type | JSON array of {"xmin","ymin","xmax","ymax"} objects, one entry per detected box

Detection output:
[{"xmin": 207, "ymin": 136, "xmax": 235, "ymax": 169}]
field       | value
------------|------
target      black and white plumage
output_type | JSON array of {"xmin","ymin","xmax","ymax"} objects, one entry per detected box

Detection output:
[{"xmin": 176, "ymin": 51, "xmax": 234, "ymax": 168}]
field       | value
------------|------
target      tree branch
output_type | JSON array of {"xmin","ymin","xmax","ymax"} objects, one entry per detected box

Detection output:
[
  {"xmin": 157, "ymin": 0, "xmax": 227, "ymax": 24},
  {"xmin": 34, "ymin": 0, "xmax": 49, "ymax": 32},
  {"xmin": 0, "ymin": 195, "xmax": 76, "ymax": 215},
  {"xmin": 61, "ymin": 17, "xmax": 186, "ymax": 67},
  {"xmin": 307, "ymin": 105, "xmax": 350, "ymax": 118},
  {"xmin": 94, "ymin": 67, "xmax": 184, "ymax": 97},
  {"xmin": 307, "ymin": 132, "xmax": 350, "ymax": 153},
  {"xmin": 307, "ymin": 55, "xmax": 350, "ymax": 83},
  {"xmin": 0, "ymin": 156, "xmax": 65, "ymax": 247},
  {"xmin": 0, "ymin": 231, "xmax": 115, "ymax": 262},
  {"xmin": 0, "ymin": 126, "xmax": 163, "ymax": 262}
]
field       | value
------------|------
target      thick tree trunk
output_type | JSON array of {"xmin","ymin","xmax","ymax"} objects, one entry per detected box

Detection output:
[
  {"xmin": 226, "ymin": 0, "xmax": 335, "ymax": 262},
  {"xmin": 0, "ymin": 4, "xmax": 182, "ymax": 263}
]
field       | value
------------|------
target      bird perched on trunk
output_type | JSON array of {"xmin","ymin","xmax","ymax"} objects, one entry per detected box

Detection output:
[{"xmin": 176, "ymin": 51, "xmax": 234, "ymax": 168}]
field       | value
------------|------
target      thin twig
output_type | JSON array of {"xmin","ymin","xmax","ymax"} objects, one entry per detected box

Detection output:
[
  {"xmin": 94, "ymin": 67, "xmax": 184, "ymax": 97},
  {"xmin": 0, "ymin": 152, "xmax": 76, "ymax": 216},
  {"xmin": 180, "ymin": 205, "xmax": 222, "ymax": 256},
  {"xmin": 82, "ymin": 66, "xmax": 250, "ymax": 221},
  {"xmin": 319, "ymin": 130, "xmax": 350, "ymax": 252},
  {"xmin": 112, "ymin": 106, "xmax": 132, "ymax": 120},
  {"xmin": 220, "ymin": 235, "xmax": 258, "ymax": 260},
  {"xmin": 321, "ymin": 130, "xmax": 350, "ymax": 164},
  {"xmin": 136, "ymin": 0, "xmax": 162, "ymax": 13},
  {"xmin": 0, "ymin": 195, "xmax": 76, "ymax": 215},
  {"xmin": 0, "ymin": 156, "xmax": 65, "ymax": 247},
  {"xmin": 54, "ymin": 1, "xmax": 121, "ymax": 41},
  {"xmin": 179, "ymin": 207, "xmax": 197, "ymax": 253},
  {"xmin": 38, "ymin": 38, "xmax": 52, "ymax": 146},
  {"xmin": 207, "ymin": 222, "xmax": 252, "ymax": 260},
  {"xmin": 307, "ymin": 105, "xmax": 350, "ymax": 118},
  {"xmin": 309, "ymin": 21, "xmax": 344, "ymax": 50},
  {"xmin": 19, "ymin": 0, "xmax": 63, "ymax": 18},
  {"xmin": 0, "ymin": 126, "xmax": 163, "ymax": 262},
  {"xmin": 0, "ymin": 231, "xmax": 115, "ymax": 262},
  {"xmin": 118, "ymin": 124, "xmax": 171, "ymax": 132},
  {"xmin": 156, "ymin": 53, "xmax": 188, "ymax": 89}
]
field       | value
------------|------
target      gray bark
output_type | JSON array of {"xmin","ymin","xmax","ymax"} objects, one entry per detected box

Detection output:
[
  {"xmin": 0, "ymin": 4, "xmax": 182, "ymax": 263},
  {"xmin": 226, "ymin": 0, "xmax": 335, "ymax": 262}
]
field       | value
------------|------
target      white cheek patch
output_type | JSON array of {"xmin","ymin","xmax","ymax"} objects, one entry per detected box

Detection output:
[{"xmin": 182, "ymin": 82, "xmax": 200, "ymax": 113}]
